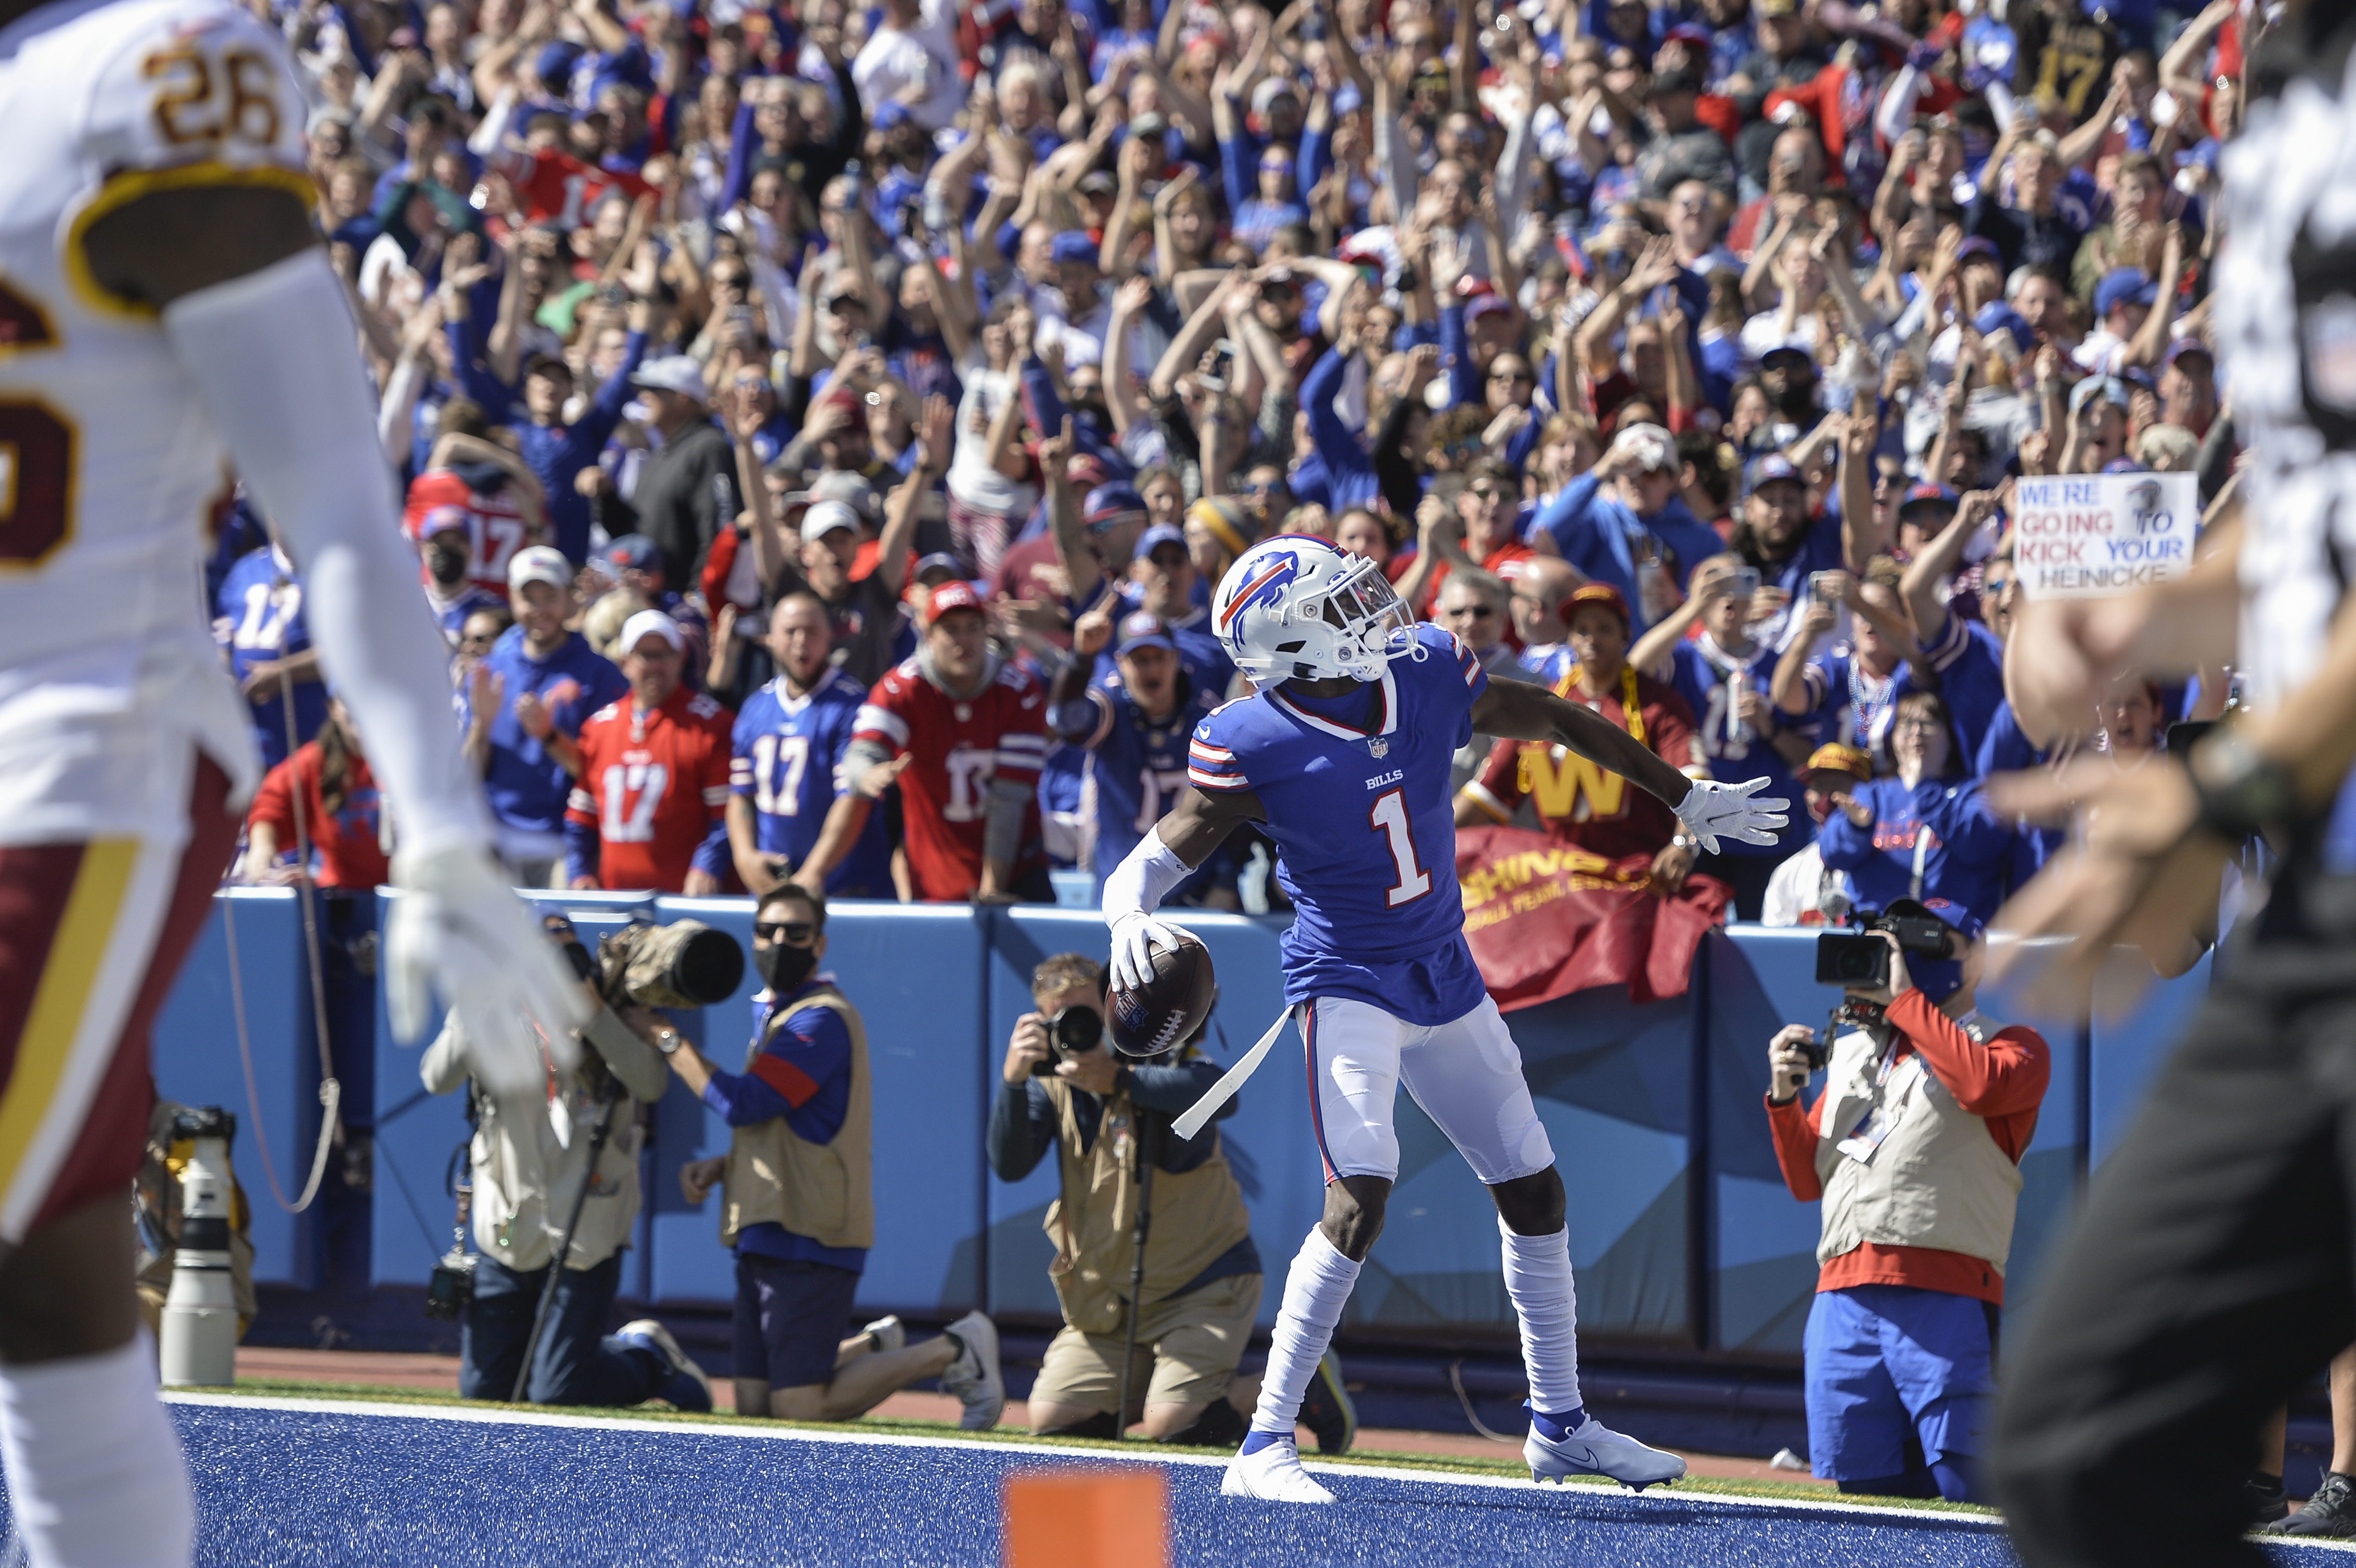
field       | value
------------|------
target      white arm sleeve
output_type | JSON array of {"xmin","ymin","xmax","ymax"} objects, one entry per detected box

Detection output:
[
  {"xmin": 1101, "ymin": 823, "xmax": 1192, "ymax": 926},
  {"xmin": 162, "ymin": 250, "xmax": 494, "ymax": 863}
]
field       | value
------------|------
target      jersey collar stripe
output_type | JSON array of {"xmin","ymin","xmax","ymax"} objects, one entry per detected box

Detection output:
[{"xmin": 1268, "ymin": 669, "xmax": 1398, "ymax": 740}]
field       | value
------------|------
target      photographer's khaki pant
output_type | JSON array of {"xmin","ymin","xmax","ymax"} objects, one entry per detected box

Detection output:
[{"xmin": 1031, "ymin": 1273, "xmax": 1262, "ymax": 1414}]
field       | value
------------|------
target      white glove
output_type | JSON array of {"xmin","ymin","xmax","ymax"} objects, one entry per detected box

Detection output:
[
  {"xmin": 1109, "ymin": 910, "xmax": 1192, "ymax": 993},
  {"xmin": 385, "ymin": 845, "xmax": 591, "ymax": 1093},
  {"xmin": 1675, "ymin": 777, "xmax": 1791, "ymax": 854}
]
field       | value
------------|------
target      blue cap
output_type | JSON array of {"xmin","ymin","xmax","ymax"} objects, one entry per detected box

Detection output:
[
  {"xmin": 1116, "ymin": 611, "xmax": 1178, "ymax": 653},
  {"xmin": 1886, "ymin": 896, "xmax": 1984, "ymax": 1003},
  {"xmin": 1954, "ymin": 235, "xmax": 2002, "ymax": 268},
  {"xmin": 1900, "ymin": 482, "xmax": 1960, "ymax": 512},
  {"xmin": 1137, "ymin": 522, "xmax": 1189, "ymax": 558},
  {"xmin": 1746, "ymin": 453, "xmax": 1804, "ymax": 493},
  {"xmin": 871, "ymin": 100, "xmax": 910, "ymax": 131},
  {"xmin": 535, "ymin": 40, "xmax": 584, "ymax": 92},
  {"xmin": 604, "ymin": 534, "xmax": 661, "ymax": 572},
  {"xmin": 2095, "ymin": 267, "xmax": 2159, "ymax": 319},
  {"xmin": 1084, "ymin": 483, "xmax": 1147, "ymax": 530},
  {"xmin": 1973, "ymin": 302, "xmax": 2035, "ymax": 351},
  {"xmin": 2070, "ymin": 374, "xmax": 2131, "ymax": 417},
  {"xmin": 1049, "ymin": 230, "xmax": 1099, "ymax": 266}
]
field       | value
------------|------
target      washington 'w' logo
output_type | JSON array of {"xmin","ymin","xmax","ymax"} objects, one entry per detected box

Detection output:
[{"xmin": 1219, "ymin": 551, "xmax": 1299, "ymax": 635}]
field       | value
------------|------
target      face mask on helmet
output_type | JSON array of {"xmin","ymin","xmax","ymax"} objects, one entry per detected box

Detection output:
[{"xmin": 1214, "ymin": 541, "xmax": 1416, "ymax": 683}]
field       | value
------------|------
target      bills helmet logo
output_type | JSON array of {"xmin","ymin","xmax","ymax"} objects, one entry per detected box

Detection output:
[{"xmin": 1218, "ymin": 550, "xmax": 1299, "ymax": 644}]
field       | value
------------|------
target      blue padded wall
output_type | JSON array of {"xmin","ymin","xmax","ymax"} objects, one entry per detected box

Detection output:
[
  {"xmin": 644, "ymin": 898, "xmax": 990, "ymax": 1317},
  {"xmin": 152, "ymin": 890, "xmax": 323, "ymax": 1290}
]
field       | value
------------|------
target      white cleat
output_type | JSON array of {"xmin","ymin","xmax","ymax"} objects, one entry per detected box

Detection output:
[
  {"xmin": 938, "ymin": 1311, "xmax": 1004, "ymax": 1430},
  {"xmin": 1221, "ymin": 1435, "xmax": 1336, "ymax": 1504},
  {"xmin": 1525, "ymin": 1418, "xmax": 1687, "ymax": 1493}
]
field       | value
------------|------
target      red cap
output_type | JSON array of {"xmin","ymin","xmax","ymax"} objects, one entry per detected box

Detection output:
[
  {"xmin": 1566, "ymin": 582, "xmax": 1630, "ymax": 625},
  {"xmin": 926, "ymin": 579, "xmax": 984, "ymax": 620}
]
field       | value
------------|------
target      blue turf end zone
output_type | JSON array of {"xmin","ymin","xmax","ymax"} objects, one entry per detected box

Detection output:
[{"xmin": 53, "ymin": 1396, "xmax": 2336, "ymax": 1567}]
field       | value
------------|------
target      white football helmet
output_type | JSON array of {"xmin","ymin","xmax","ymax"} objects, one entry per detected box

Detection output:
[{"xmin": 1211, "ymin": 534, "xmax": 1415, "ymax": 683}]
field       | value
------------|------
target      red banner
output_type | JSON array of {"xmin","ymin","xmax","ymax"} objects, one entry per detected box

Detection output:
[{"xmin": 1454, "ymin": 825, "xmax": 1729, "ymax": 1011}]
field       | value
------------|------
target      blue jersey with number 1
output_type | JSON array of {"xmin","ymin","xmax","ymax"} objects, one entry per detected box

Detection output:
[
  {"xmin": 1188, "ymin": 623, "xmax": 1489, "ymax": 1025},
  {"xmin": 731, "ymin": 669, "xmax": 893, "ymax": 896}
]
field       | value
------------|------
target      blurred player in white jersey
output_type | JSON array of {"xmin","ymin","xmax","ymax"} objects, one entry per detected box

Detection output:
[{"xmin": 0, "ymin": 2, "xmax": 584, "ymax": 1563}]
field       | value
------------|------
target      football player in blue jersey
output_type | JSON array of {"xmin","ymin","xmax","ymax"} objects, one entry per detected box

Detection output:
[
  {"xmin": 727, "ymin": 595, "xmax": 893, "ymax": 898},
  {"xmin": 1100, "ymin": 535, "xmax": 1788, "ymax": 1504},
  {"xmin": 1051, "ymin": 606, "xmax": 1227, "ymax": 906}
]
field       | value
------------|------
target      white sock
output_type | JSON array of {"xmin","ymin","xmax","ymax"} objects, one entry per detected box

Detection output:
[
  {"xmin": 1249, "ymin": 1227, "xmax": 1361, "ymax": 1436},
  {"xmin": 1500, "ymin": 1218, "xmax": 1583, "ymax": 1417},
  {"xmin": 0, "ymin": 1331, "xmax": 194, "ymax": 1568}
]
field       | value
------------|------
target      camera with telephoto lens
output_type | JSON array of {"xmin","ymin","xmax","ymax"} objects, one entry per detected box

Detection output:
[
  {"xmin": 543, "ymin": 913, "xmax": 745, "ymax": 1010},
  {"xmin": 1031, "ymin": 1005, "xmax": 1105, "ymax": 1078},
  {"xmin": 1814, "ymin": 910, "xmax": 1957, "ymax": 992}
]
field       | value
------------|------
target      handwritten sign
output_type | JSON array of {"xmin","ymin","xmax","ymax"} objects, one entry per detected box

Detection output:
[{"xmin": 2012, "ymin": 472, "xmax": 2198, "ymax": 599}]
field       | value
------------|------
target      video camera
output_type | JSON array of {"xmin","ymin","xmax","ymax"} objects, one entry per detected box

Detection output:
[
  {"xmin": 1814, "ymin": 909, "xmax": 1959, "ymax": 993},
  {"xmin": 1029, "ymin": 1005, "xmax": 1105, "ymax": 1078},
  {"xmin": 544, "ymin": 913, "xmax": 745, "ymax": 1010}
]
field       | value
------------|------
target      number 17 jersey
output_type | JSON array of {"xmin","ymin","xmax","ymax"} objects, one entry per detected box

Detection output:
[{"xmin": 1186, "ymin": 624, "xmax": 1490, "ymax": 1025}]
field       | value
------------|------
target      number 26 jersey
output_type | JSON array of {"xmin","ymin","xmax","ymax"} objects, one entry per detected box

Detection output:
[
  {"xmin": 1187, "ymin": 624, "xmax": 1490, "ymax": 1024},
  {"xmin": 0, "ymin": 0, "xmax": 315, "ymax": 841}
]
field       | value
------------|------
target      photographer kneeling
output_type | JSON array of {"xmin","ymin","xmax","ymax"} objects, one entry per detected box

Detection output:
[
  {"xmin": 422, "ymin": 916, "xmax": 713, "ymax": 1410},
  {"xmin": 1766, "ymin": 898, "xmax": 2050, "ymax": 1504},
  {"xmin": 989, "ymin": 955, "xmax": 1350, "ymax": 1451},
  {"xmin": 669, "ymin": 885, "xmax": 1007, "ymax": 1428}
]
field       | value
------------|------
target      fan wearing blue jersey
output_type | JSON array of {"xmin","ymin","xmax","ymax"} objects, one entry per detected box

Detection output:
[
  {"xmin": 1050, "ymin": 606, "xmax": 1225, "ymax": 906},
  {"xmin": 727, "ymin": 595, "xmax": 893, "ymax": 899},
  {"xmin": 1100, "ymin": 536, "xmax": 1788, "ymax": 1505},
  {"xmin": 1629, "ymin": 556, "xmax": 1821, "ymax": 919},
  {"xmin": 214, "ymin": 543, "xmax": 326, "ymax": 769}
]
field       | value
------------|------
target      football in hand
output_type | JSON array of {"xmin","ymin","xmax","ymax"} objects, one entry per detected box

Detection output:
[{"xmin": 1108, "ymin": 932, "xmax": 1216, "ymax": 1058}]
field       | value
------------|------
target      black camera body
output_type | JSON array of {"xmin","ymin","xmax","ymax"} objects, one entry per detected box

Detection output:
[
  {"xmin": 1814, "ymin": 910, "xmax": 1957, "ymax": 991},
  {"xmin": 1031, "ymin": 1005, "xmax": 1104, "ymax": 1078},
  {"xmin": 1803, "ymin": 997, "xmax": 1891, "ymax": 1072},
  {"xmin": 424, "ymin": 1247, "xmax": 475, "ymax": 1321}
]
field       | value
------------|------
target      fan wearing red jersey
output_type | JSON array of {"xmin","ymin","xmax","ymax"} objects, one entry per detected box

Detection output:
[
  {"xmin": 402, "ymin": 446, "xmax": 543, "ymax": 596},
  {"xmin": 794, "ymin": 582, "xmax": 1052, "ymax": 903},
  {"xmin": 564, "ymin": 612, "xmax": 736, "ymax": 894}
]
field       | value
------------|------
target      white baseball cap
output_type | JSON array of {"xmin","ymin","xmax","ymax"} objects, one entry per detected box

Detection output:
[
  {"xmin": 801, "ymin": 499, "xmax": 861, "ymax": 543},
  {"xmin": 507, "ymin": 545, "xmax": 573, "ymax": 593},
  {"xmin": 619, "ymin": 609, "xmax": 686, "ymax": 653},
  {"xmin": 628, "ymin": 355, "xmax": 707, "ymax": 399}
]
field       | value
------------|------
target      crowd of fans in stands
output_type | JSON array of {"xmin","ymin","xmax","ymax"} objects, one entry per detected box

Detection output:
[{"xmin": 216, "ymin": 0, "xmax": 2251, "ymax": 934}]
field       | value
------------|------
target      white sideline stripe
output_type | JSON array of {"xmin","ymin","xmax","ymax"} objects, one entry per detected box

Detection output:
[{"xmin": 161, "ymin": 1392, "xmax": 2356, "ymax": 1553}]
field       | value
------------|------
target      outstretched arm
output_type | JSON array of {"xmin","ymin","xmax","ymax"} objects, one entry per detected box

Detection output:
[
  {"xmin": 1470, "ymin": 678, "xmax": 1788, "ymax": 850},
  {"xmin": 1470, "ymin": 678, "xmax": 1694, "ymax": 809}
]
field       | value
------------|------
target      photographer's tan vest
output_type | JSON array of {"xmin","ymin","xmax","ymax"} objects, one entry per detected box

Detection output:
[
  {"xmin": 1041, "ymin": 1078, "xmax": 1254, "ymax": 1336},
  {"xmin": 1812, "ymin": 1013, "xmax": 2027, "ymax": 1275},
  {"xmin": 722, "ymin": 987, "xmax": 874, "ymax": 1252}
]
